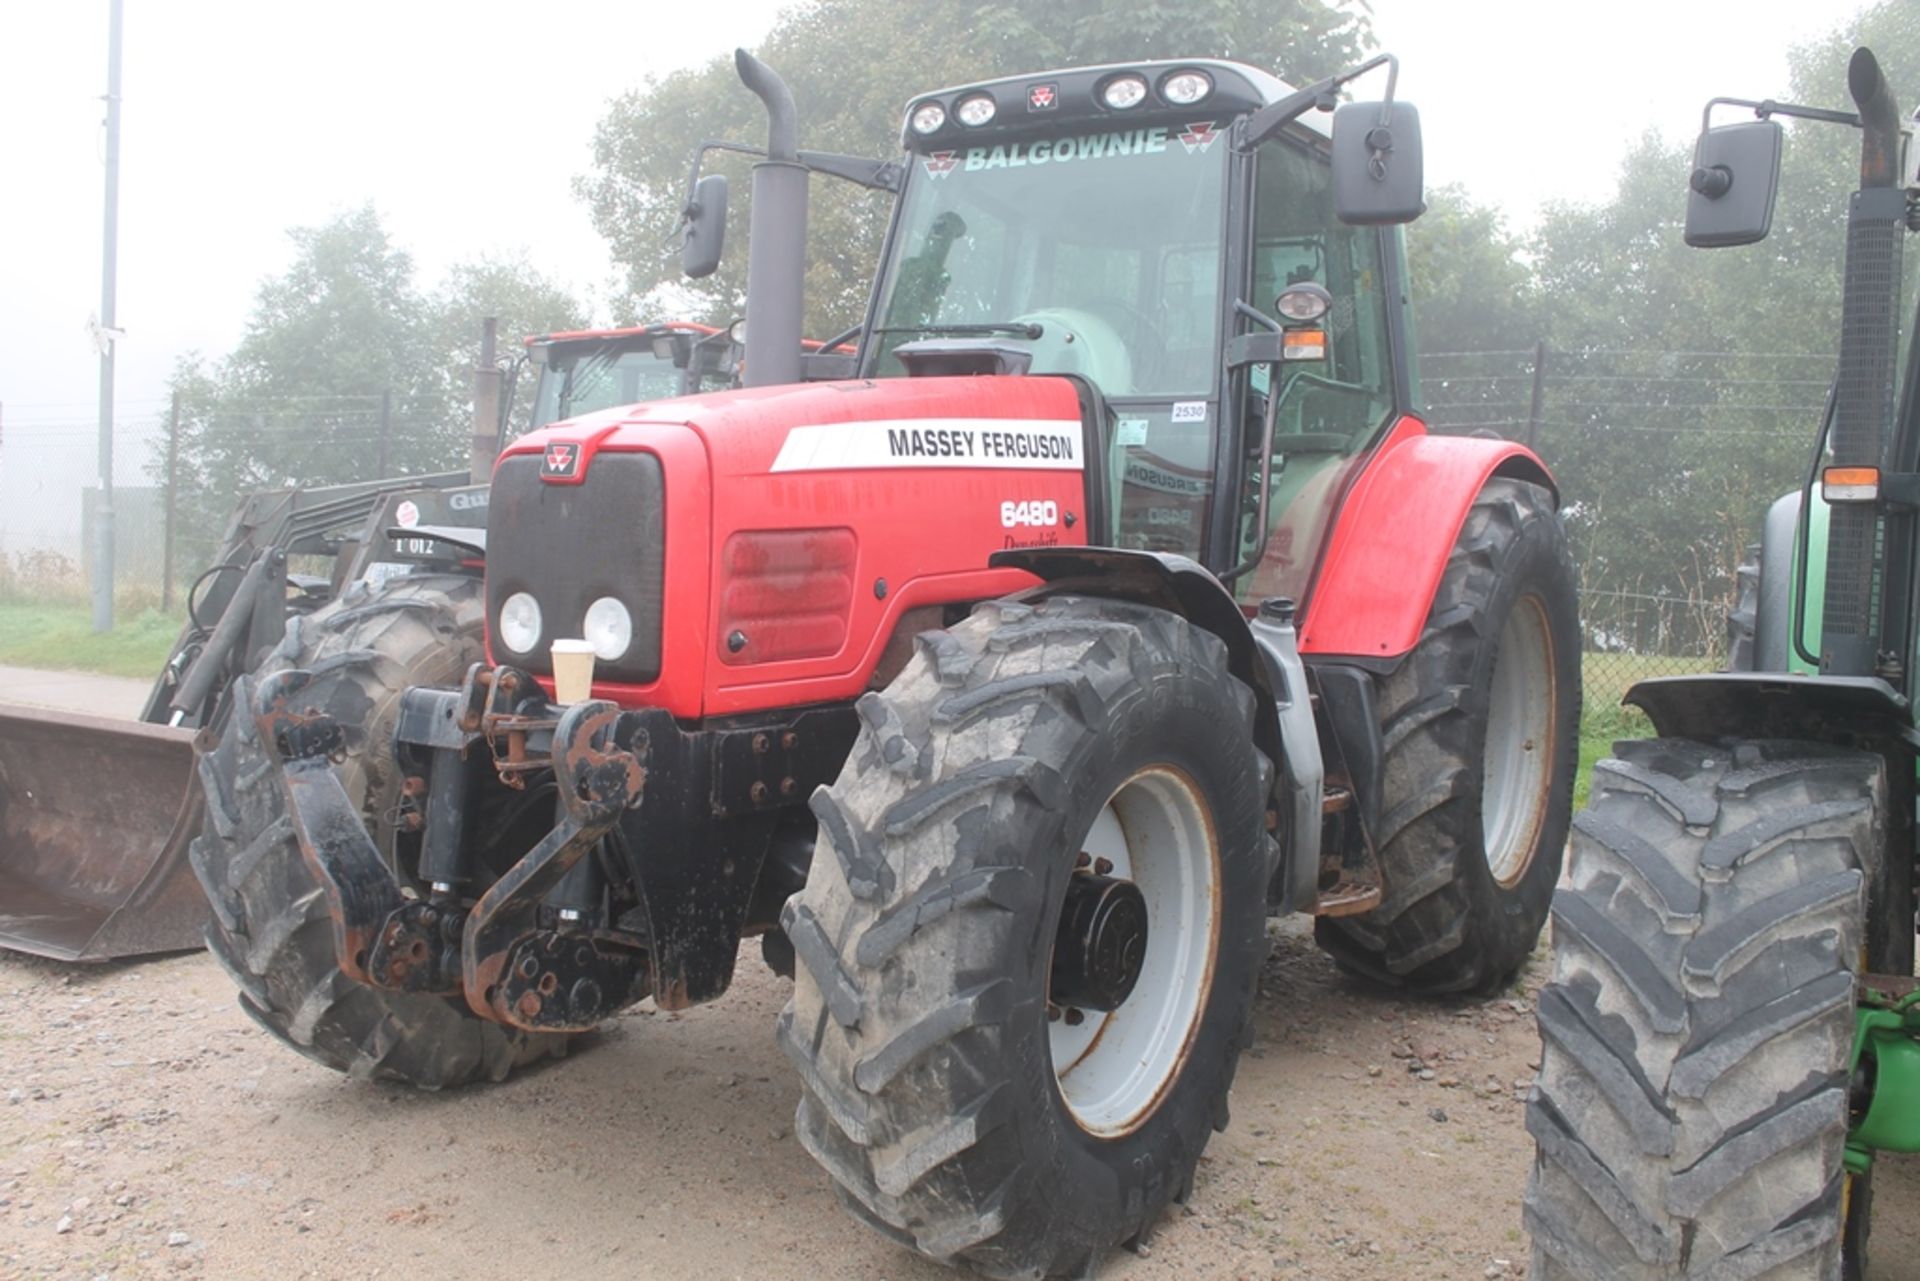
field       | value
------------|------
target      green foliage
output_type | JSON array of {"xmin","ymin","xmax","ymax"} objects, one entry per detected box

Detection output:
[
  {"xmin": 1514, "ymin": 0, "xmax": 1920, "ymax": 648},
  {"xmin": 579, "ymin": 0, "xmax": 1375, "ymax": 335},
  {"xmin": 1404, "ymin": 183, "xmax": 1538, "ymax": 358},
  {"xmin": 151, "ymin": 208, "xmax": 587, "ymax": 567}
]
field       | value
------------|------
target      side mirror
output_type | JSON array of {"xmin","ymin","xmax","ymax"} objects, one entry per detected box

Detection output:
[
  {"xmin": 1683, "ymin": 120, "xmax": 1782, "ymax": 248},
  {"xmin": 682, "ymin": 173, "xmax": 728, "ymax": 279},
  {"xmin": 1332, "ymin": 101, "xmax": 1423, "ymax": 225}
]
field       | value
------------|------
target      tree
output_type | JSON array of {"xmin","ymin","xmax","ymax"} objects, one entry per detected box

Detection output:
[
  {"xmin": 427, "ymin": 255, "xmax": 593, "ymax": 442},
  {"xmin": 152, "ymin": 208, "xmax": 587, "ymax": 570},
  {"xmin": 580, "ymin": 0, "xmax": 1376, "ymax": 335},
  {"xmin": 212, "ymin": 205, "xmax": 443, "ymax": 488}
]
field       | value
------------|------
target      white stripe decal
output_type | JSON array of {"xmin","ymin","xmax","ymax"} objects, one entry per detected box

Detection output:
[{"xmin": 769, "ymin": 418, "xmax": 1084, "ymax": 472}]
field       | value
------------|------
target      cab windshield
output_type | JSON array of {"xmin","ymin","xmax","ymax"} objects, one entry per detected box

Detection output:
[
  {"xmin": 530, "ymin": 340, "xmax": 691, "ymax": 431},
  {"xmin": 870, "ymin": 122, "xmax": 1230, "ymax": 398}
]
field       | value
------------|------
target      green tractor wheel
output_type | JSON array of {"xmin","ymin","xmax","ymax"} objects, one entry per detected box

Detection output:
[{"xmin": 1525, "ymin": 738, "xmax": 1885, "ymax": 1278}]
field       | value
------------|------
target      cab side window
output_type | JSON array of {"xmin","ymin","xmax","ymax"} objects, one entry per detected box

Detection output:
[{"xmin": 1252, "ymin": 139, "xmax": 1394, "ymax": 445}]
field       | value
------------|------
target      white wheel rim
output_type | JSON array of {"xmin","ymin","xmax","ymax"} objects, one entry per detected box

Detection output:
[
  {"xmin": 1050, "ymin": 766, "xmax": 1219, "ymax": 1137},
  {"xmin": 1482, "ymin": 594, "xmax": 1555, "ymax": 886}
]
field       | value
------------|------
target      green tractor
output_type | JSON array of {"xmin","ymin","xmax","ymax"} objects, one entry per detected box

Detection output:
[{"xmin": 1526, "ymin": 47, "xmax": 1920, "ymax": 1278}]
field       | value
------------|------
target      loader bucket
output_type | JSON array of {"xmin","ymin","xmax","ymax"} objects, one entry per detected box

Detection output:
[{"xmin": 0, "ymin": 704, "xmax": 207, "ymax": 961}]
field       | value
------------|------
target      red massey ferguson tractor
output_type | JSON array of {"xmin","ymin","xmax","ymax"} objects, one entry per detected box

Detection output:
[{"xmin": 193, "ymin": 50, "xmax": 1580, "ymax": 1276}]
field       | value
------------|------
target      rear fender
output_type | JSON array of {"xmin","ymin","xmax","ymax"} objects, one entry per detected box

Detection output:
[
  {"xmin": 1627, "ymin": 672, "xmax": 1918, "ymax": 749},
  {"xmin": 990, "ymin": 547, "xmax": 1322, "ymax": 911},
  {"xmin": 1299, "ymin": 419, "xmax": 1557, "ymax": 663}
]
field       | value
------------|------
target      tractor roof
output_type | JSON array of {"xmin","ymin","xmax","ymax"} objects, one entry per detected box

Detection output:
[
  {"xmin": 524, "ymin": 321, "xmax": 721, "ymax": 350},
  {"xmin": 900, "ymin": 58, "xmax": 1327, "ymax": 149}
]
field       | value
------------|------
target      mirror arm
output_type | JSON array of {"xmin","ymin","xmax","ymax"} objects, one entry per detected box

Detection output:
[
  {"xmin": 1702, "ymin": 96, "xmax": 1862, "ymax": 133},
  {"xmin": 681, "ymin": 140, "xmax": 898, "ymax": 215},
  {"xmin": 1234, "ymin": 299, "xmax": 1282, "ymax": 334},
  {"xmin": 796, "ymin": 151, "xmax": 902, "ymax": 192},
  {"xmin": 1238, "ymin": 52, "xmax": 1397, "ymax": 151}
]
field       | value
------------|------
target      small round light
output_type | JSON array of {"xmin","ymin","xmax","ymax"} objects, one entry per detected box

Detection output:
[
  {"xmin": 1162, "ymin": 70, "xmax": 1213, "ymax": 106},
  {"xmin": 583, "ymin": 596, "xmax": 633, "ymax": 662},
  {"xmin": 955, "ymin": 93, "xmax": 996, "ymax": 127},
  {"xmin": 1102, "ymin": 75, "xmax": 1148, "ymax": 110},
  {"xmin": 1275, "ymin": 282, "xmax": 1333, "ymax": 323},
  {"xmin": 909, "ymin": 102, "xmax": 947, "ymax": 135},
  {"xmin": 498, "ymin": 591, "xmax": 543, "ymax": 655},
  {"xmin": 727, "ymin": 318, "xmax": 746, "ymax": 346}
]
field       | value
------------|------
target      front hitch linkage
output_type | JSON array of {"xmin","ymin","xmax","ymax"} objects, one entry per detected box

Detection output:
[{"xmin": 251, "ymin": 666, "xmax": 650, "ymax": 1034}]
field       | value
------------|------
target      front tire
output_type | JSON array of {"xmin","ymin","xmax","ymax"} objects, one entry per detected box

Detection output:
[
  {"xmin": 1525, "ymin": 738, "xmax": 1879, "ymax": 1278},
  {"xmin": 1316, "ymin": 477, "xmax": 1580, "ymax": 993},
  {"xmin": 780, "ymin": 596, "xmax": 1272, "ymax": 1277},
  {"xmin": 190, "ymin": 572, "xmax": 573, "ymax": 1087}
]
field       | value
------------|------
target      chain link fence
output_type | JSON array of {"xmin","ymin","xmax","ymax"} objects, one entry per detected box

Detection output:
[
  {"xmin": 1424, "ymin": 344, "xmax": 1829, "ymax": 740},
  {"xmin": 4, "ymin": 349, "xmax": 1829, "ymax": 740},
  {"xmin": 0, "ymin": 393, "xmax": 462, "ymax": 616}
]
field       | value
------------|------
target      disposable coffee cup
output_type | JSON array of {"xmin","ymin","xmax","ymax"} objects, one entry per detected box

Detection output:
[{"xmin": 550, "ymin": 639, "xmax": 597, "ymax": 704}]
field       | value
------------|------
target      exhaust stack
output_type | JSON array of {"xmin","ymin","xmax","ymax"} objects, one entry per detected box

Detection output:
[
  {"xmin": 736, "ymin": 50, "xmax": 807, "ymax": 388},
  {"xmin": 1821, "ymin": 47, "xmax": 1905, "ymax": 675}
]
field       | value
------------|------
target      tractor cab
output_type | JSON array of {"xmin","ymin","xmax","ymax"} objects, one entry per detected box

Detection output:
[
  {"xmin": 521, "ymin": 322, "xmax": 737, "ymax": 433},
  {"xmin": 851, "ymin": 59, "xmax": 1418, "ymax": 605}
]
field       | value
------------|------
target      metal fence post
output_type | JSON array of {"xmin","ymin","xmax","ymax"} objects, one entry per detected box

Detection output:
[
  {"xmin": 376, "ymin": 388, "xmax": 392, "ymax": 476},
  {"xmin": 1525, "ymin": 339, "xmax": 1547, "ymax": 450}
]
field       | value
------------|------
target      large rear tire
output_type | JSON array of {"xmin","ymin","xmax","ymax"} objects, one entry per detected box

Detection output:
[
  {"xmin": 1524, "ymin": 737, "xmax": 1879, "ymax": 1278},
  {"xmin": 190, "ymin": 572, "xmax": 572, "ymax": 1087},
  {"xmin": 1316, "ymin": 477, "xmax": 1580, "ymax": 993},
  {"xmin": 780, "ymin": 596, "xmax": 1272, "ymax": 1277}
]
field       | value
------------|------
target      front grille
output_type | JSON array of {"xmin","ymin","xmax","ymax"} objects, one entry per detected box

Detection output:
[{"xmin": 486, "ymin": 452, "xmax": 666, "ymax": 683}]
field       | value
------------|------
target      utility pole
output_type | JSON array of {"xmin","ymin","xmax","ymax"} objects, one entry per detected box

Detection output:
[
  {"xmin": 161, "ymin": 390, "xmax": 181, "ymax": 613},
  {"xmin": 92, "ymin": 0, "xmax": 124, "ymax": 633}
]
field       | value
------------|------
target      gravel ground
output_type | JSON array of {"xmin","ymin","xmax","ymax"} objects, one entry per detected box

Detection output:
[{"xmin": 0, "ymin": 920, "xmax": 1561, "ymax": 1281}]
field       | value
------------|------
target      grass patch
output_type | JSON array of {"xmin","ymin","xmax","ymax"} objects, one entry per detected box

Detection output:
[{"xmin": 0, "ymin": 604, "xmax": 182, "ymax": 679}]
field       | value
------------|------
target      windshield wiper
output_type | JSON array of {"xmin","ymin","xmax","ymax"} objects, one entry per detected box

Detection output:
[{"xmin": 874, "ymin": 322, "xmax": 1044, "ymax": 340}]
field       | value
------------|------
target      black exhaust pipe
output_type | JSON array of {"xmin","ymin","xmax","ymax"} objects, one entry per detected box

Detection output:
[
  {"xmin": 1822, "ymin": 47, "xmax": 1905, "ymax": 675},
  {"xmin": 1850, "ymin": 47, "xmax": 1901, "ymax": 189},
  {"xmin": 736, "ymin": 49, "xmax": 806, "ymax": 388}
]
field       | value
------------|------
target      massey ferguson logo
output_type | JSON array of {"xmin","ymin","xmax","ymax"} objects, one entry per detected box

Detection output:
[
  {"xmin": 923, "ymin": 150, "xmax": 959, "ymax": 180},
  {"xmin": 542, "ymin": 442, "xmax": 580, "ymax": 479},
  {"xmin": 1178, "ymin": 121, "xmax": 1220, "ymax": 154},
  {"xmin": 1027, "ymin": 83, "xmax": 1057, "ymax": 111}
]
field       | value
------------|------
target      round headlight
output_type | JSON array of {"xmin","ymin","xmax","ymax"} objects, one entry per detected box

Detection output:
[
  {"xmin": 1275, "ymin": 282, "xmax": 1334, "ymax": 323},
  {"xmin": 1162, "ymin": 70, "xmax": 1213, "ymax": 106},
  {"xmin": 909, "ymin": 102, "xmax": 947, "ymax": 135},
  {"xmin": 1102, "ymin": 75, "xmax": 1148, "ymax": 110},
  {"xmin": 955, "ymin": 93, "xmax": 996, "ymax": 127},
  {"xmin": 498, "ymin": 591, "xmax": 542, "ymax": 655},
  {"xmin": 583, "ymin": 596, "xmax": 634, "ymax": 662}
]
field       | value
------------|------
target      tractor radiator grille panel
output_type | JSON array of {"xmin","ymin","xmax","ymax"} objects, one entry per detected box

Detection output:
[
  {"xmin": 1822, "ymin": 187, "xmax": 1904, "ymax": 666},
  {"xmin": 486, "ymin": 452, "xmax": 666, "ymax": 684}
]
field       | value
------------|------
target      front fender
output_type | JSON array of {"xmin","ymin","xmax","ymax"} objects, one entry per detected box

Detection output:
[{"xmin": 1299, "ymin": 418, "xmax": 1556, "ymax": 662}]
